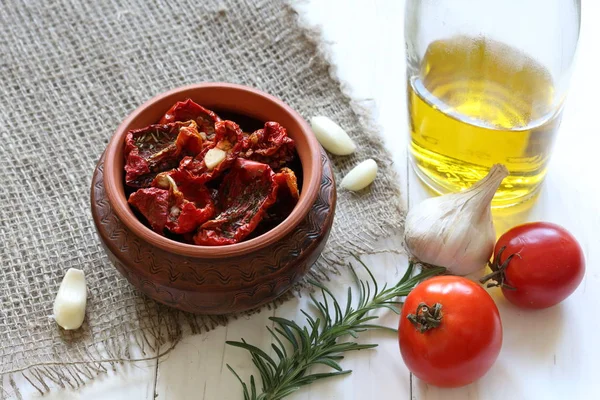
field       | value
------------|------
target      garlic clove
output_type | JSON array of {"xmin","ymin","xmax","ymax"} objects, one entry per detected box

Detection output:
[
  {"xmin": 404, "ymin": 164, "xmax": 509, "ymax": 276},
  {"xmin": 310, "ymin": 116, "xmax": 357, "ymax": 155},
  {"xmin": 204, "ymin": 148, "xmax": 227, "ymax": 170},
  {"xmin": 53, "ymin": 268, "xmax": 87, "ymax": 330},
  {"xmin": 341, "ymin": 159, "xmax": 378, "ymax": 191}
]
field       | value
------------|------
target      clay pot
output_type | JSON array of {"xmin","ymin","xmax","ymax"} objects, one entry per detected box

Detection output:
[{"xmin": 91, "ymin": 83, "xmax": 336, "ymax": 314}]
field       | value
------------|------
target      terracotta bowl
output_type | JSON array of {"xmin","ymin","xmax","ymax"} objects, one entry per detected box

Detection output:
[{"xmin": 91, "ymin": 83, "xmax": 336, "ymax": 314}]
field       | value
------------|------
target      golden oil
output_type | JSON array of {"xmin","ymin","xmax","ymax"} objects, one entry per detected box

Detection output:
[{"xmin": 409, "ymin": 36, "xmax": 562, "ymax": 206}]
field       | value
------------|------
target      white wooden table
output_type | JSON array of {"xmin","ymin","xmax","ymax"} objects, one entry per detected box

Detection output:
[{"xmin": 25, "ymin": 1, "xmax": 600, "ymax": 399}]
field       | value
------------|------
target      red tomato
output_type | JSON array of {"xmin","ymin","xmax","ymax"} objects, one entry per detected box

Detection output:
[
  {"xmin": 398, "ymin": 276, "xmax": 502, "ymax": 388},
  {"xmin": 486, "ymin": 222, "xmax": 585, "ymax": 309}
]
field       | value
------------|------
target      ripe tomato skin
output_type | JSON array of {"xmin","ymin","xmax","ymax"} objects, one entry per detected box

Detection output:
[
  {"xmin": 398, "ymin": 276, "xmax": 502, "ymax": 388},
  {"xmin": 494, "ymin": 222, "xmax": 585, "ymax": 309}
]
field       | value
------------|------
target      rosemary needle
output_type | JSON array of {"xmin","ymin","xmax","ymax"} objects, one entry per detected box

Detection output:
[{"xmin": 226, "ymin": 257, "xmax": 445, "ymax": 400}]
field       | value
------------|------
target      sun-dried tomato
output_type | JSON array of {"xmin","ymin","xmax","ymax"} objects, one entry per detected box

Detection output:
[
  {"xmin": 175, "ymin": 123, "xmax": 204, "ymax": 156},
  {"xmin": 159, "ymin": 99, "xmax": 221, "ymax": 141},
  {"xmin": 274, "ymin": 167, "xmax": 300, "ymax": 201},
  {"xmin": 248, "ymin": 167, "xmax": 300, "ymax": 239},
  {"xmin": 242, "ymin": 121, "xmax": 295, "ymax": 169},
  {"xmin": 194, "ymin": 159, "xmax": 278, "ymax": 246},
  {"xmin": 152, "ymin": 172, "xmax": 215, "ymax": 234},
  {"xmin": 124, "ymin": 121, "xmax": 203, "ymax": 188},
  {"xmin": 179, "ymin": 120, "xmax": 245, "ymax": 184},
  {"xmin": 125, "ymin": 100, "xmax": 302, "ymax": 246},
  {"xmin": 128, "ymin": 187, "xmax": 170, "ymax": 233},
  {"xmin": 129, "ymin": 169, "xmax": 215, "ymax": 235}
]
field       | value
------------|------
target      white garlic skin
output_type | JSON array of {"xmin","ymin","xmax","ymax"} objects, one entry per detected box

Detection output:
[
  {"xmin": 53, "ymin": 268, "xmax": 87, "ymax": 330},
  {"xmin": 404, "ymin": 164, "xmax": 509, "ymax": 275},
  {"xmin": 341, "ymin": 159, "xmax": 378, "ymax": 191},
  {"xmin": 310, "ymin": 116, "xmax": 357, "ymax": 155}
]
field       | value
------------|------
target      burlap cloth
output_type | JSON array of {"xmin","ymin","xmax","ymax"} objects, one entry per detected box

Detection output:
[{"xmin": 0, "ymin": 0, "xmax": 404, "ymax": 397}]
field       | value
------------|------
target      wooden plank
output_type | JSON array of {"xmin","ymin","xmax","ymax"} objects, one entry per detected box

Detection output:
[
  {"xmin": 154, "ymin": 307, "xmax": 276, "ymax": 400},
  {"xmin": 19, "ymin": 339, "xmax": 158, "ymax": 400}
]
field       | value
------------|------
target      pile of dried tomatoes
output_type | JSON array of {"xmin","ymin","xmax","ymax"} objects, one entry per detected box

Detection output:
[{"xmin": 124, "ymin": 99, "xmax": 300, "ymax": 246}]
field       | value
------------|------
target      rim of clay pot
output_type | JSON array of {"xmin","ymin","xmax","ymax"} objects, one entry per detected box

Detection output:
[{"xmin": 103, "ymin": 83, "xmax": 323, "ymax": 259}]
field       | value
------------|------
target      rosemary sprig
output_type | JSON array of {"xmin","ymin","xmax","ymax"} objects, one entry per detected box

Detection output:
[{"xmin": 226, "ymin": 257, "xmax": 445, "ymax": 400}]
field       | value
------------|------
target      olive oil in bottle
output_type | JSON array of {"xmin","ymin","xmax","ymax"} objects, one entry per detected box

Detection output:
[{"xmin": 409, "ymin": 36, "xmax": 562, "ymax": 207}]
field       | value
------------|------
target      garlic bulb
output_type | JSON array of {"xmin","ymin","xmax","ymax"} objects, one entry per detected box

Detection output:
[{"xmin": 404, "ymin": 164, "xmax": 509, "ymax": 275}]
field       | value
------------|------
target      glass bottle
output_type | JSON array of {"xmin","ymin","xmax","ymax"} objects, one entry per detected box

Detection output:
[{"xmin": 405, "ymin": 0, "xmax": 581, "ymax": 207}]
